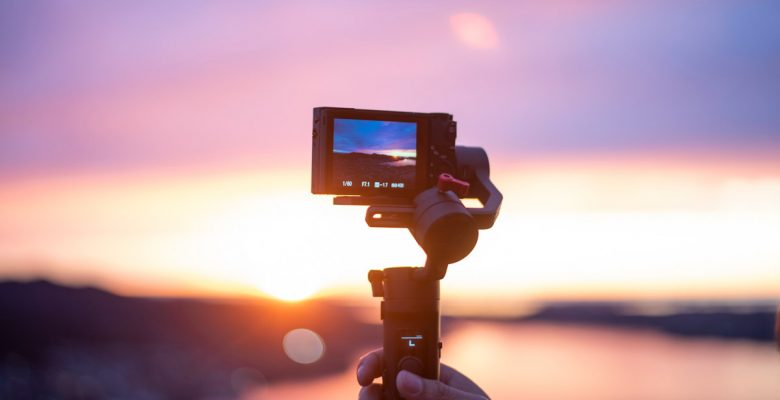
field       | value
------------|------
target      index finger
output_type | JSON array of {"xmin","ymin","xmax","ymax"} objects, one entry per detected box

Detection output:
[
  {"xmin": 357, "ymin": 349, "xmax": 384, "ymax": 386},
  {"xmin": 439, "ymin": 363, "xmax": 490, "ymax": 398}
]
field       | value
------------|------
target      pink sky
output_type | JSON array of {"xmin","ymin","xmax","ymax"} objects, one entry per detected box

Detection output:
[{"xmin": 0, "ymin": 1, "xmax": 778, "ymax": 303}]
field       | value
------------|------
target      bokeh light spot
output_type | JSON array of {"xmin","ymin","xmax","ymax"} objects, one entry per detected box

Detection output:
[
  {"xmin": 450, "ymin": 12, "xmax": 499, "ymax": 49},
  {"xmin": 282, "ymin": 329, "xmax": 325, "ymax": 364}
]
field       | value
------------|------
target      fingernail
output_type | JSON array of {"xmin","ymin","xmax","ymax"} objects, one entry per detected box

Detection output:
[
  {"xmin": 397, "ymin": 370, "xmax": 423, "ymax": 395},
  {"xmin": 357, "ymin": 365, "xmax": 366, "ymax": 380}
]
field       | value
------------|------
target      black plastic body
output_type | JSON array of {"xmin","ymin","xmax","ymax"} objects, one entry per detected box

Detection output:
[
  {"xmin": 411, "ymin": 189, "xmax": 479, "ymax": 268},
  {"xmin": 454, "ymin": 146, "xmax": 502, "ymax": 229},
  {"xmin": 370, "ymin": 267, "xmax": 441, "ymax": 400},
  {"xmin": 365, "ymin": 146, "xmax": 502, "ymax": 230},
  {"xmin": 359, "ymin": 144, "xmax": 501, "ymax": 399},
  {"xmin": 311, "ymin": 107, "xmax": 457, "ymax": 198},
  {"xmin": 366, "ymin": 186, "xmax": 485, "ymax": 399}
]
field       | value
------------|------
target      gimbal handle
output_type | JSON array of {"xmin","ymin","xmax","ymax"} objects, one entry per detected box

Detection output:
[
  {"xmin": 368, "ymin": 267, "xmax": 441, "ymax": 400},
  {"xmin": 359, "ymin": 146, "xmax": 501, "ymax": 399}
]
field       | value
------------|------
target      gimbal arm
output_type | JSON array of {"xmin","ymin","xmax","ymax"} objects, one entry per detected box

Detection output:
[
  {"xmin": 456, "ymin": 146, "xmax": 502, "ymax": 229},
  {"xmin": 362, "ymin": 145, "xmax": 501, "ymax": 231}
]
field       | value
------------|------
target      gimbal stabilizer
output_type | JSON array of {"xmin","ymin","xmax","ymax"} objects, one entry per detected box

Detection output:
[{"xmin": 337, "ymin": 146, "xmax": 502, "ymax": 400}]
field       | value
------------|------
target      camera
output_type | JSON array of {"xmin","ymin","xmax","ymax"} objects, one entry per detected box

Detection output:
[
  {"xmin": 311, "ymin": 107, "xmax": 458, "ymax": 199},
  {"xmin": 310, "ymin": 106, "xmax": 502, "ymax": 400}
]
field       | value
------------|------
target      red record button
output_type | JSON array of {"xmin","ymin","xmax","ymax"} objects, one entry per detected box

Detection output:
[{"xmin": 437, "ymin": 173, "xmax": 470, "ymax": 197}]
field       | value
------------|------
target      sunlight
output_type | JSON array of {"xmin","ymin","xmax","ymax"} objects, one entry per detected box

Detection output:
[
  {"xmin": 371, "ymin": 149, "xmax": 416, "ymax": 158},
  {"xmin": 253, "ymin": 269, "xmax": 322, "ymax": 302},
  {"xmin": 2, "ymin": 158, "xmax": 778, "ymax": 303}
]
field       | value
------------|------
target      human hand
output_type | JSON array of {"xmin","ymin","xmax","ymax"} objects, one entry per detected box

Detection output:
[
  {"xmin": 775, "ymin": 306, "xmax": 779, "ymax": 351},
  {"xmin": 356, "ymin": 349, "xmax": 490, "ymax": 400}
]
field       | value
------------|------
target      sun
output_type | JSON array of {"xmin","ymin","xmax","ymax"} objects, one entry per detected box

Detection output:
[
  {"xmin": 260, "ymin": 281, "xmax": 319, "ymax": 302},
  {"xmin": 253, "ymin": 268, "xmax": 324, "ymax": 302},
  {"xmin": 375, "ymin": 149, "xmax": 416, "ymax": 158}
]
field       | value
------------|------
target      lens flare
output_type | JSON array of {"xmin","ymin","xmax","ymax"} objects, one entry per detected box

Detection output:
[
  {"xmin": 282, "ymin": 328, "xmax": 325, "ymax": 364},
  {"xmin": 450, "ymin": 12, "xmax": 499, "ymax": 49}
]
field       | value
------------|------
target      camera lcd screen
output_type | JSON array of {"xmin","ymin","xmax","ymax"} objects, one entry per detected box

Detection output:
[{"xmin": 332, "ymin": 118, "xmax": 417, "ymax": 193}]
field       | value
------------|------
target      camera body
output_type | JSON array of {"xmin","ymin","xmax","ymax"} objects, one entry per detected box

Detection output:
[{"xmin": 311, "ymin": 107, "xmax": 458, "ymax": 200}]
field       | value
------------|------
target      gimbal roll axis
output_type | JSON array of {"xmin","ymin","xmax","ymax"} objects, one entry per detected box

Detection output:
[{"xmin": 338, "ymin": 146, "xmax": 502, "ymax": 400}]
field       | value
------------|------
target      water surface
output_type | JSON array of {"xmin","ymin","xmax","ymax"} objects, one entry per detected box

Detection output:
[{"xmin": 255, "ymin": 321, "xmax": 780, "ymax": 399}]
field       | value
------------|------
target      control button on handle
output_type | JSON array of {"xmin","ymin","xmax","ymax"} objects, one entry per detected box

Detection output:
[{"xmin": 398, "ymin": 356, "xmax": 424, "ymax": 376}]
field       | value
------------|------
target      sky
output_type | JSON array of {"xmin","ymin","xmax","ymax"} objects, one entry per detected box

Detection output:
[
  {"xmin": 0, "ymin": 1, "xmax": 779, "ymax": 307},
  {"xmin": 333, "ymin": 119, "xmax": 416, "ymax": 155}
]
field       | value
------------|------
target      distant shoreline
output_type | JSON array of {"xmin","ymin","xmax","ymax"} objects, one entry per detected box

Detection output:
[{"xmin": 448, "ymin": 302, "xmax": 777, "ymax": 343}]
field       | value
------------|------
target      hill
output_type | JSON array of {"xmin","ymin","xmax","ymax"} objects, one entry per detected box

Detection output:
[{"xmin": 0, "ymin": 280, "xmax": 379, "ymax": 398}]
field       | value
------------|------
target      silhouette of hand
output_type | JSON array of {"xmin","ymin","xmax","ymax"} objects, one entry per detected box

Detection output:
[
  {"xmin": 356, "ymin": 349, "xmax": 489, "ymax": 400},
  {"xmin": 775, "ymin": 307, "xmax": 779, "ymax": 351}
]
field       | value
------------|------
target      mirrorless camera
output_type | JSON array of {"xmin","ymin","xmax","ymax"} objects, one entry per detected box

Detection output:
[{"xmin": 311, "ymin": 107, "xmax": 458, "ymax": 200}]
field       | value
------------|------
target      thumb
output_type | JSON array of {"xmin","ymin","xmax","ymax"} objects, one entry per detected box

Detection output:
[{"xmin": 396, "ymin": 370, "xmax": 486, "ymax": 400}]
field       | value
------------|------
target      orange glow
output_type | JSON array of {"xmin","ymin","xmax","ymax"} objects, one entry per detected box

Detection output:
[
  {"xmin": 1, "ymin": 152, "xmax": 778, "ymax": 307},
  {"xmin": 253, "ymin": 272, "xmax": 321, "ymax": 302}
]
